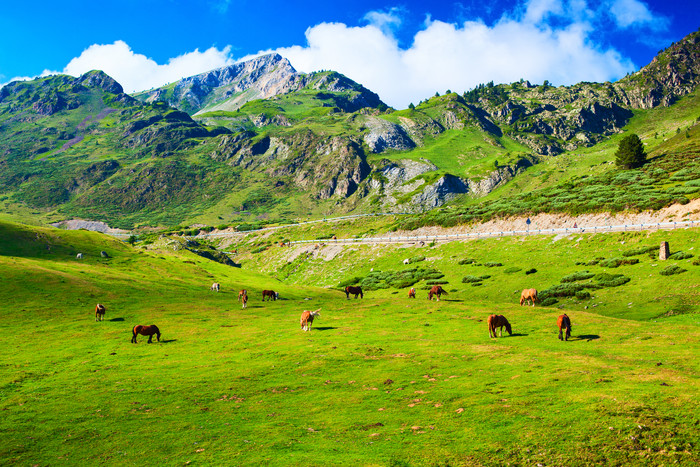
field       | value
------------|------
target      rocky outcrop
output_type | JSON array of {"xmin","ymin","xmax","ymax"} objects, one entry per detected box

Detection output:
[{"xmin": 363, "ymin": 117, "xmax": 416, "ymax": 152}]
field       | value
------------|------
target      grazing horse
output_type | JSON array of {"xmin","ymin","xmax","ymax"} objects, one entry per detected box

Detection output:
[
  {"xmin": 95, "ymin": 303, "xmax": 106, "ymax": 321},
  {"xmin": 428, "ymin": 285, "xmax": 447, "ymax": 301},
  {"xmin": 262, "ymin": 290, "xmax": 278, "ymax": 301},
  {"xmin": 211, "ymin": 282, "xmax": 220, "ymax": 292},
  {"xmin": 488, "ymin": 315, "xmax": 512, "ymax": 338},
  {"xmin": 558, "ymin": 314, "xmax": 572, "ymax": 341},
  {"xmin": 241, "ymin": 293, "xmax": 248, "ymax": 309},
  {"xmin": 345, "ymin": 286, "xmax": 363, "ymax": 299},
  {"xmin": 131, "ymin": 324, "xmax": 161, "ymax": 343},
  {"xmin": 300, "ymin": 308, "xmax": 321, "ymax": 331},
  {"xmin": 520, "ymin": 288, "xmax": 538, "ymax": 306},
  {"xmin": 238, "ymin": 289, "xmax": 247, "ymax": 302},
  {"xmin": 408, "ymin": 287, "xmax": 416, "ymax": 299}
]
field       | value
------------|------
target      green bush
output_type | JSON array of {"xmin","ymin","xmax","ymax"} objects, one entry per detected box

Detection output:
[
  {"xmin": 668, "ymin": 251, "xmax": 693, "ymax": 260},
  {"xmin": 458, "ymin": 258, "xmax": 476, "ymax": 265},
  {"xmin": 337, "ymin": 276, "xmax": 365, "ymax": 288},
  {"xmin": 540, "ymin": 297, "xmax": 558, "ymax": 306},
  {"xmin": 599, "ymin": 257, "xmax": 639, "ymax": 268},
  {"xmin": 593, "ymin": 273, "xmax": 631, "ymax": 287},
  {"xmin": 484, "ymin": 262, "xmax": 503, "ymax": 267},
  {"xmin": 622, "ymin": 245, "xmax": 658, "ymax": 257},
  {"xmin": 504, "ymin": 267, "xmax": 522, "ymax": 274},
  {"xmin": 575, "ymin": 290, "xmax": 591, "ymax": 300},
  {"xmin": 471, "ymin": 282, "xmax": 483, "ymax": 287},
  {"xmin": 660, "ymin": 265, "xmax": 686, "ymax": 276},
  {"xmin": 425, "ymin": 280, "xmax": 449, "ymax": 286},
  {"xmin": 525, "ymin": 268, "xmax": 537, "ymax": 275},
  {"xmin": 462, "ymin": 275, "xmax": 482, "ymax": 283},
  {"xmin": 541, "ymin": 283, "xmax": 584, "ymax": 298},
  {"xmin": 561, "ymin": 271, "xmax": 596, "ymax": 283},
  {"xmin": 408, "ymin": 256, "xmax": 426, "ymax": 264}
]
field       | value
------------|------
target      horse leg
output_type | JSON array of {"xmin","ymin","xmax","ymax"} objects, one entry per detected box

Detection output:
[
  {"xmin": 148, "ymin": 334, "xmax": 153, "ymax": 343},
  {"xmin": 558, "ymin": 328, "xmax": 563, "ymax": 341}
]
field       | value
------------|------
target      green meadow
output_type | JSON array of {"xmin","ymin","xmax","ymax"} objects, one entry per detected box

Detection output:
[{"xmin": 1, "ymin": 220, "xmax": 698, "ymax": 465}]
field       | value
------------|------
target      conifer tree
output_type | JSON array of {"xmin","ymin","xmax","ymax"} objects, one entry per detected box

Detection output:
[{"xmin": 614, "ymin": 133, "xmax": 647, "ymax": 169}]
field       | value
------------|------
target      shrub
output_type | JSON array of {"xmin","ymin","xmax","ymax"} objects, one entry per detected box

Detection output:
[
  {"xmin": 660, "ymin": 265, "xmax": 686, "ymax": 276},
  {"xmin": 337, "ymin": 276, "xmax": 364, "ymax": 288},
  {"xmin": 540, "ymin": 297, "xmax": 558, "ymax": 306},
  {"xmin": 408, "ymin": 256, "xmax": 426, "ymax": 264},
  {"xmin": 426, "ymin": 280, "xmax": 449, "ymax": 286},
  {"xmin": 462, "ymin": 275, "xmax": 482, "ymax": 283},
  {"xmin": 471, "ymin": 282, "xmax": 483, "ymax": 287},
  {"xmin": 593, "ymin": 273, "xmax": 631, "ymax": 287},
  {"xmin": 525, "ymin": 268, "xmax": 537, "ymax": 275},
  {"xmin": 458, "ymin": 258, "xmax": 476, "ymax": 265},
  {"xmin": 541, "ymin": 283, "xmax": 584, "ymax": 297},
  {"xmin": 622, "ymin": 245, "xmax": 657, "ymax": 257},
  {"xmin": 504, "ymin": 267, "xmax": 522, "ymax": 274},
  {"xmin": 614, "ymin": 133, "xmax": 647, "ymax": 169},
  {"xmin": 484, "ymin": 262, "xmax": 503, "ymax": 267},
  {"xmin": 668, "ymin": 251, "xmax": 693, "ymax": 260},
  {"xmin": 599, "ymin": 257, "xmax": 639, "ymax": 268},
  {"xmin": 575, "ymin": 290, "xmax": 591, "ymax": 300},
  {"xmin": 561, "ymin": 271, "xmax": 596, "ymax": 282}
]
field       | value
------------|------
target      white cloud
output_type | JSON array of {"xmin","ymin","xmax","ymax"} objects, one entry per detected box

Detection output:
[
  {"xmin": 608, "ymin": 0, "xmax": 653, "ymax": 28},
  {"xmin": 268, "ymin": 2, "xmax": 637, "ymax": 109},
  {"xmin": 56, "ymin": 40, "xmax": 234, "ymax": 93}
]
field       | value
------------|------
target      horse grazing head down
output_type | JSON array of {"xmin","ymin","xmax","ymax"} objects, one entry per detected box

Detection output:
[
  {"xmin": 428, "ymin": 285, "xmax": 447, "ymax": 301},
  {"xmin": 520, "ymin": 288, "xmax": 538, "ymax": 306},
  {"xmin": 557, "ymin": 314, "xmax": 572, "ymax": 341},
  {"xmin": 487, "ymin": 314, "xmax": 512, "ymax": 338},
  {"xmin": 211, "ymin": 282, "xmax": 220, "ymax": 292},
  {"xmin": 131, "ymin": 324, "xmax": 161, "ymax": 344},
  {"xmin": 262, "ymin": 290, "xmax": 277, "ymax": 301},
  {"xmin": 408, "ymin": 287, "xmax": 416, "ymax": 298},
  {"xmin": 345, "ymin": 286, "xmax": 363, "ymax": 299},
  {"xmin": 95, "ymin": 303, "xmax": 106, "ymax": 321},
  {"xmin": 300, "ymin": 308, "xmax": 321, "ymax": 331}
]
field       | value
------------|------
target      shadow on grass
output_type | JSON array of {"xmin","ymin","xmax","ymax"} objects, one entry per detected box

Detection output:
[
  {"xmin": 109, "ymin": 317, "xmax": 125, "ymax": 322},
  {"xmin": 574, "ymin": 334, "xmax": 600, "ymax": 341},
  {"xmin": 509, "ymin": 333, "xmax": 529, "ymax": 337},
  {"xmin": 159, "ymin": 339, "xmax": 177, "ymax": 343},
  {"xmin": 312, "ymin": 327, "xmax": 337, "ymax": 331}
]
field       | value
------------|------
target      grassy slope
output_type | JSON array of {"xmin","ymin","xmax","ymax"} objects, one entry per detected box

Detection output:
[{"xmin": 1, "ymin": 221, "xmax": 698, "ymax": 465}]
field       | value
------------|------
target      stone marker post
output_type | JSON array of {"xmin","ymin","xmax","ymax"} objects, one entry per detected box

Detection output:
[{"xmin": 659, "ymin": 241, "xmax": 670, "ymax": 260}]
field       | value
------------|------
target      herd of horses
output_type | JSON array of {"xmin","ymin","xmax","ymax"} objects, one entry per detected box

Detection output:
[{"xmin": 99, "ymin": 280, "xmax": 573, "ymax": 343}]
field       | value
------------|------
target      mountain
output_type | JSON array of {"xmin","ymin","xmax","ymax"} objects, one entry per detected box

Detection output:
[
  {"xmin": 133, "ymin": 53, "xmax": 387, "ymax": 115},
  {"xmin": 0, "ymin": 29, "xmax": 698, "ymax": 230}
]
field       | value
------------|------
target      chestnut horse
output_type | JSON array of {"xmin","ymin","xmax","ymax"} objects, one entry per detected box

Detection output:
[
  {"xmin": 558, "ymin": 314, "xmax": 572, "ymax": 341},
  {"xmin": 487, "ymin": 314, "xmax": 512, "ymax": 338},
  {"xmin": 262, "ymin": 290, "xmax": 278, "ymax": 301},
  {"xmin": 300, "ymin": 308, "xmax": 321, "ymax": 331},
  {"xmin": 408, "ymin": 287, "xmax": 416, "ymax": 298},
  {"xmin": 131, "ymin": 324, "xmax": 161, "ymax": 343},
  {"xmin": 238, "ymin": 289, "xmax": 247, "ymax": 302},
  {"xmin": 428, "ymin": 285, "xmax": 447, "ymax": 301},
  {"xmin": 241, "ymin": 293, "xmax": 248, "ymax": 309},
  {"xmin": 520, "ymin": 288, "xmax": 538, "ymax": 306},
  {"xmin": 345, "ymin": 286, "xmax": 363, "ymax": 299},
  {"xmin": 95, "ymin": 303, "xmax": 106, "ymax": 321}
]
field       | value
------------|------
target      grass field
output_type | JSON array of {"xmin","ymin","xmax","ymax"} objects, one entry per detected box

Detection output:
[{"xmin": 1, "ymin": 221, "xmax": 698, "ymax": 465}]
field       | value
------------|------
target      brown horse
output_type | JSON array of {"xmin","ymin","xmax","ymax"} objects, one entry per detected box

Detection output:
[
  {"xmin": 241, "ymin": 293, "xmax": 248, "ymax": 309},
  {"xmin": 300, "ymin": 308, "xmax": 321, "ymax": 331},
  {"xmin": 408, "ymin": 287, "xmax": 416, "ymax": 298},
  {"xmin": 262, "ymin": 290, "xmax": 278, "ymax": 301},
  {"xmin": 487, "ymin": 315, "xmax": 512, "ymax": 338},
  {"xmin": 95, "ymin": 303, "xmax": 106, "ymax": 321},
  {"xmin": 520, "ymin": 288, "xmax": 538, "ymax": 306},
  {"xmin": 131, "ymin": 324, "xmax": 161, "ymax": 343},
  {"xmin": 428, "ymin": 285, "xmax": 447, "ymax": 301},
  {"xmin": 238, "ymin": 289, "xmax": 248, "ymax": 302},
  {"xmin": 345, "ymin": 286, "xmax": 363, "ymax": 299},
  {"xmin": 558, "ymin": 314, "xmax": 572, "ymax": 341}
]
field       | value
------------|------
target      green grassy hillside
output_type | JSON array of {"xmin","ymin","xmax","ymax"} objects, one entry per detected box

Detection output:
[{"xmin": 1, "ymin": 220, "xmax": 698, "ymax": 465}]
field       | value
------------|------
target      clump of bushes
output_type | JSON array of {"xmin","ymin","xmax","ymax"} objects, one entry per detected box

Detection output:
[
  {"xmin": 561, "ymin": 271, "xmax": 596, "ymax": 283},
  {"xmin": 504, "ymin": 267, "xmax": 522, "ymax": 274},
  {"xmin": 425, "ymin": 280, "xmax": 449, "ymax": 286},
  {"xmin": 575, "ymin": 290, "xmax": 591, "ymax": 300},
  {"xmin": 461, "ymin": 275, "xmax": 491, "ymax": 285},
  {"xmin": 407, "ymin": 256, "xmax": 426, "ymax": 264},
  {"xmin": 598, "ymin": 257, "xmax": 639, "ymax": 268},
  {"xmin": 660, "ymin": 265, "xmax": 686, "ymax": 276},
  {"xmin": 592, "ymin": 273, "xmax": 630, "ymax": 287},
  {"xmin": 484, "ymin": 262, "xmax": 503, "ymax": 267},
  {"xmin": 668, "ymin": 251, "xmax": 693, "ymax": 260},
  {"xmin": 525, "ymin": 268, "xmax": 538, "ymax": 275},
  {"xmin": 540, "ymin": 297, "xmax": 558, "ymax": 306},
  {"xmin": 458, "ymin": 258, "xmax": 476, "ymax": 265},
  {"xmin": 622, "ymin": 245, "xmax": 658, "ymax": 257},
  {"xmin": 575, "ymin": 259, "xmax": 600, "ymax": 266},
  {"xmin": 348, "ymin": 268, "xmax": 445, "ymax": 291}
]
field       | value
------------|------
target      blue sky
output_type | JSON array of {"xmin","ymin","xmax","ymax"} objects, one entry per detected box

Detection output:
[{"xmin": 1, "ymin": 0, "xmax": 697, "ymax": 108}]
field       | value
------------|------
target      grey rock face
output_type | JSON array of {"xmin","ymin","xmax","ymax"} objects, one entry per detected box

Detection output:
[{"xmin": 363, "ymin": 117, "xmax": 416, "ymax": 152}]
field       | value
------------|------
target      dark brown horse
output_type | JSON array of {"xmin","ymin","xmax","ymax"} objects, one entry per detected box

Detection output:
[
  {"xmin": 131, "ymin": 324, "xmax": 161, "ymax": 343},
  {"xmin": 262, "ymin": 290, "xmax": 278, "ymax": 301},
  {"xmin": 345, "ymin": 285, "xmax": 363, "ymax": 299},
  {"xmin": 487, "ymin": 315, "xmax": 512, "ymax": 338},
  {"xmin": 95, "ymin": 303, "xmax": 106, "ymax": 321},
  {"xmin": 558, "ymin": 314, "xmax": 572, "ymax": 341},
  {"xmin": 408, "ymin": 287, "xmax": 416, "ymax": 298},
  {"xmin": 428, "ymin": 285, "xmax": 447, "ymax": 301}
]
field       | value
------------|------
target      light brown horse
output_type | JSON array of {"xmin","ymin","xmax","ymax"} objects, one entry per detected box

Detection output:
[
  {"xmin": 95, "ymin": 303, "xmax": 106, "ymax": 321},
  {"xmin": 488, "ymin": 314, "xmax": 512, "ymax": 338},
  {"xmin": 210, "ymin": 282, "xmax": 220, "ymax": 292},
  {"xmin": 241, "ymin": 293, "xmax": 248, "ymax": 309},
  {"xmin": 408, "ymin": 287, "xmax": 416, "ymax": 298},
  {"xmin": 428, "ymin": 285, "xmax": 447, "ymax": 301},
  {"xmin": 262, "ymin": 290, "xmax": 278, "ymax": 301},
  {"xmin": 131, "ymin": 324, "xmax": 161, "ymax": 343},
  {"xmin": 300, "ymin": 308, "xmax": 321, "ymax": 331},
  {"xmin": 238, "ymin": 289, "xmax": 248, "ymax": 303},
  {"xmin": 345, "ymin": 286, "xmax": 363, "ymax": 299},
  {"xmin": 520, "ymin": 288, "xmax": 538, "ymax": 306},
  {"xmin": 558, "ymin": 314, "xmax": 572, "ymax": 341}
]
